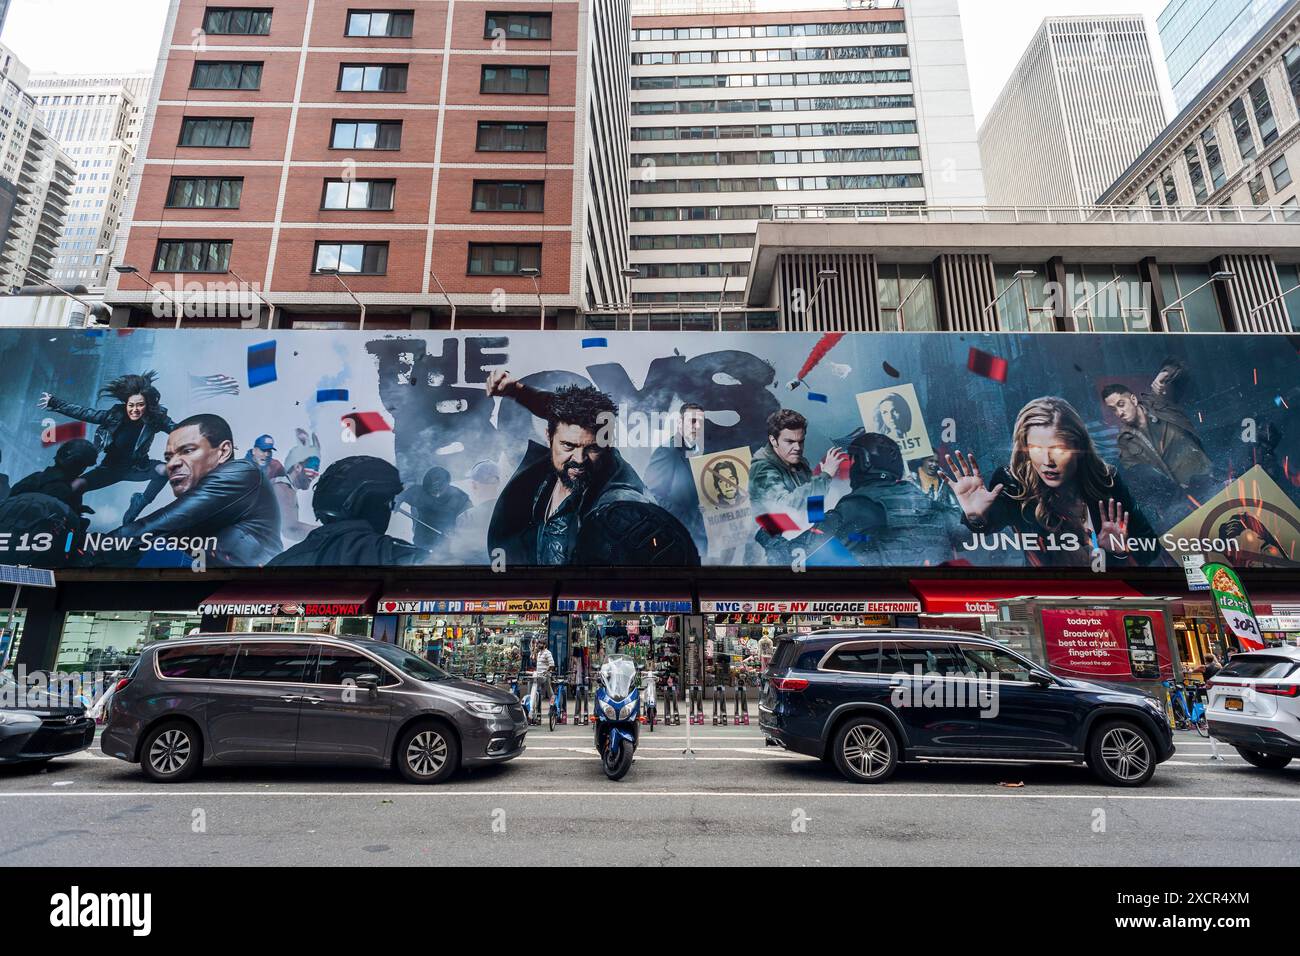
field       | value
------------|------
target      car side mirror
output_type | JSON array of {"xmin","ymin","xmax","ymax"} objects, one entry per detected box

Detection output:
[
  {"xmin": 355, "ymin": 674, "xmax": 381, "ymax": 697},
  {"xmin": 1028, "ymin": 671, "xmax": 1054, "ymax": 688}
]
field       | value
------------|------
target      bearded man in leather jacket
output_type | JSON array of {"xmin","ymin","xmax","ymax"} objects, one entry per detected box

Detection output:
[
  {"xmin": 485, "ymin": 371, "xmax": 698, "ymax": 567},
  {"xmin": 113, "ymin": 413, "xmax": 282, "ymax": 567}
]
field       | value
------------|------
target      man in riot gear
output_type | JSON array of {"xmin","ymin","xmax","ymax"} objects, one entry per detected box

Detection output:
[
  {"xmin": 396, "ymin": 465, "xmax": 471, "ymax": 554},
  {"xmin": 0, "ymin": 439, "xmax": 101, "ymax": 562},
  {"xmin": 822, "ymin": 430, "xmax": 961, "ymax": 567},
  {"xmin": 269, "ymin": 455, "xmax": 428, "ymax": 566}
]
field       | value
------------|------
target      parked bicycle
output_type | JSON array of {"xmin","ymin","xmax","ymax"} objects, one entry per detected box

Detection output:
[{"xmin": 1163, "ymin": 679, "xmax": 1209, "ymax": 736}]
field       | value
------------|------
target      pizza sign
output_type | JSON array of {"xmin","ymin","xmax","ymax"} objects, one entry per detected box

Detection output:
[{"xmin": 1203, "ymin": 563, "xmax": 1266, "ymax": 651}]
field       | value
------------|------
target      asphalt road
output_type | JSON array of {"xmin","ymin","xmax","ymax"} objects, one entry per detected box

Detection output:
[{"xmin": 1, "ymin": 726, "xmax": 1296, "ymax": 866}]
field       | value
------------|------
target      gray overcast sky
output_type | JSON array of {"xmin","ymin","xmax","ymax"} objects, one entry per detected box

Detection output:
[{"xmin": 2, "ymin": 0, "xmax": 1173, "ymax": 122}]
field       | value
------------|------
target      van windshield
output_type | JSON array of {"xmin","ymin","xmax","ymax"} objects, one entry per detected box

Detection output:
[{"xmin": 364, "ymin": 643, "xmax": 452, "ymax": 682}]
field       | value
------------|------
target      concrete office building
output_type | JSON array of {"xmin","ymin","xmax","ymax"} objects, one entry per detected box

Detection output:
[
  {"xmin": 978, "ymin": 16, "xmax": 1167, "ymax": 206},
  {"xmin": 1159, "ymin": 0, "xmax": 1292, "ymax": 112},
  {"xmin": 30, "ymin": 72, "xmax": 153, "ymax": 288},
  {"xmin": 625, "ymin": 0, "xmax": 985, "ymax": 327},
  {"xmin": 743, "ymin": 207, "xmax": 1300, "ymax": 334},
  {"xmin": 0, "ymin": 42, "xmax": 76, "ymax": 292},
  {"xmin": 107, "ymin": 0, "xmax": 631, "ymax": 328},
  {"xmin": 1101, "ymin": 3, "xmax": 1300, "ymax": 220}
]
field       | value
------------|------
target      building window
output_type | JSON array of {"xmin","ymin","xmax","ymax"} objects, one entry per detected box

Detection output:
[
  {"xmin": 1160, "ymin": 166, "xmax": 1178, "ymax": 206},
  {"xmin": 875, "ymin": 263, "xmax": 936, "ymax": 331},
  {"xmin": 1160, "ymin": 264, "xmax": 1224, "ymax": 333},
  {"xmin": 467, "ymin": 242, "xmax": 541, "ymax": 275},
  {"xmin": 166, "ymin": 176, "xmax": 244, "ymax": 208},
  {"xmin": 1145, "ymin": 182, "xmax": 1161, "ymax": 207},
  {"xmin": 1183, "ymin": 145, "xmax": 1207, "ymax": 203},
  {"xmin": 155, "ymin": 239, "xmax": 232, "ymax": 273},
  {"xmin": 345, "ymin": 10, "xmax": 414, "ymax": 37},
  {"xmin": 330, "ymin": 119, "xmax": 402, "ymax": 149},
  {"xmin": 484, "ymin": 12, "xmax": 552, "ymax": 39},
  {"xmin": 313, "ymin": 242, "xmax": 389, "ymax": 274},
  {"xmin": 476, "ymin": 120, "xmax": 546, "ymax": 151},
  {"xmin": 179, "ymin": 117, "xmax": 253, "ymax": 147},
  {"xmin": 480, "ymin": 65, "xmax": 549, "ymax": 95},
  {"xmin": 1200, "ymin": 127, "xmax": 1226, "ymax": 190},
  {"xmin": 338, "ymin": 64, "xmax": 408, "ymax": 92},
  {"xmin": 1270, "ymin": 155, "xmax": 1292, "ymax": 192},
  {"xmin": 201, "ymin": 7, "xmax": 273, "ymax": 35},
  {"xmin": 471, "ymin": 180, "xmax": 543, "ymax": 212},
  {"xmin": 321, "ymin": 178, "xmax": 395, "ymax": 210},
  {"xmin": 1248, "ymin": 78, "xmax": 1277, "ymax": 146},
  {"xmin": 1249, "ymin": 172, "xmax": 1269, "ymax": 205},
  {"xmin": 190, "ymin": 61, "xmax": 263, "ymax": 90},
  {"xmin": 1229, "ymin": 97, "xmax": 1256, "ymax": 162}
]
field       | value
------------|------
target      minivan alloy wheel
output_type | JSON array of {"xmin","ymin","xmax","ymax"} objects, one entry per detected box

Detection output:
[
  {"xmin": 1099, "ymin": 726, "xmax": 1150, "ymax": 781},
  {"xmin": 842, "ymin": 724, "xmax": 891, "ymax": 778},
  {"xmin": 406, "ymin": 730, "xmax": 448, "ymax": 777},
  {"xmin": 149, "ymin": 729, "xmax": 191, "ymax": 775}
]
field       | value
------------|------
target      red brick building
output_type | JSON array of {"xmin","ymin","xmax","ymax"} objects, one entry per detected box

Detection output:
[{"xmin": 107, "ymin": 1, "xmax": 630, "ymax": 328}]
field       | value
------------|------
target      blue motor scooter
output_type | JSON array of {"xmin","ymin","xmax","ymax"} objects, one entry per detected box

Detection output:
[{"xmin": 595, "ymin": 655, "xmax": 640, "ymax": 780}]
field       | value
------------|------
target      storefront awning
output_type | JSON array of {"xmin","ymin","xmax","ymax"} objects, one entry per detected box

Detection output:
[
  {"xmin": 557, "ymin": 581, "xmax": 693, "ymax": 615},
  {"xmin": 198, "ymin": 582, "xmax": 380, "ymax": 617},
  {"xmin": 699, "ymin": 582, "xmax": 919, "ymax": 615},
  {"xmin": 377, "ymin": 580, "xmax": 554, "ymax": 615},
  {"xmin": 910, "ymin": 578, "xmax": 1142, "ymax": 615}
]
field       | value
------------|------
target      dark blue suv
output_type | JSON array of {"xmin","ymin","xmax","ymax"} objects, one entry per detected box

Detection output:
[{"xmin": 760, "ymin": 630, "xmax": 1174, "ymax": 787}]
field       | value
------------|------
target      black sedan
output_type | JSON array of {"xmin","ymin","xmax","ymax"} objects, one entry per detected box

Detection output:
[{"xmin": 0, "ymin": 673, "xmax": 96, "ymax": 766}]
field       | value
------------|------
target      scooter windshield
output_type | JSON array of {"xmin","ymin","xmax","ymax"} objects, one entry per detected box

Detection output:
[{"xmin": 601, "ymin": 655, "xmax": 637, "ymax": 699}]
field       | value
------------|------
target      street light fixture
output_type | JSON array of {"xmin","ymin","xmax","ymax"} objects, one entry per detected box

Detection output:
[
  {"xmin": 1249, "ymin": 282, "xmax": 1300, "ymax": 317},
  {"xmin": 26, "ymin": 271, "xmax": 109, "ymax": 327},
  {"xmin": 804, "ymin": 268, "xmax": 838, "ymax": 325},
  {"xmin": 895, "ymin": 276, "xmax": 925, "ymax": 331},
  {"xmin": 1160, "ymin": 270, "xmax": 1235, "ymax": 332},
  {"xmin": 1069, "ymin": 274, "xmax": 1124, "ymax": 331},
  {"xmin": 621, "ymin": 267, "xmax": 640, "ymax": 329},
  {"xmin": 114, "ymin": 263, "xmax": 185, "ymax": 329},
  {"xmin": 519, "ymin": 267, "xmax": 544, "ymax": 329},
  {"xmin": 317, "ymin": 268, "xmax": 366, "ymax": 330},
  {"xmin": 981, "ymin": 269, "xmax": 1036, "ymax": 322},
  {"xmin": 226, "ymin": 267, "xmax": 274, "ymax": 328},
  {"xmin": 429, "ymin": 269, "xmax": 456, "ymax": 330}
]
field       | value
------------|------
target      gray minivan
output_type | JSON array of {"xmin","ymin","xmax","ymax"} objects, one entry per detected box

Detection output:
[{"xmin": 102, "ymin": 633, "xmax": 528, "ymax": 784}]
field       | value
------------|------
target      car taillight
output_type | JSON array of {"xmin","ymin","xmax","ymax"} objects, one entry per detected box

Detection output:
[
  {"xmin": 1255, "ymin": 683, "xmax": 1300, "ymax": 698},
  {"xmin": 114, "ymin": 678, "xmax": 132, "ymax": 693},
  {"xmin": 771, "ymin": 677, "xmax": 809, "ymax": 692}
]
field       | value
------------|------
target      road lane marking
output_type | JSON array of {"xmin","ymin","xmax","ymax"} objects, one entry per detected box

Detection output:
[{"xmin": 0, "ymin": 790, "xmax": 1296, "ymax": 801}]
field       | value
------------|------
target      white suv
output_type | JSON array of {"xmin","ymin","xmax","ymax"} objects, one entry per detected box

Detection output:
[{"xmin": 1207, "ymin": 646, "xmax": 1300, "ymax": 770}]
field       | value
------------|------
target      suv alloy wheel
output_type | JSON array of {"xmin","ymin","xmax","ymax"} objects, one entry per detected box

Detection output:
[
  {"xmin": 831, "ymin": 716, "xmax": 899, "ymax": 783},
  {"xmin": 1087, "ymin": 720, "xmax": 1156, "ymax": 787}
]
